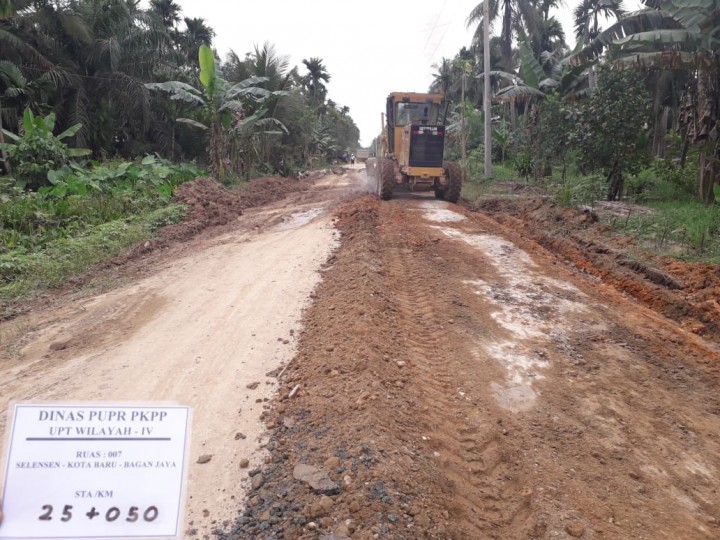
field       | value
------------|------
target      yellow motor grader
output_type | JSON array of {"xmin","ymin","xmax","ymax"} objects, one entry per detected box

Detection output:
[{"xmin": 370, "ymin": 92, "xmax": 461, "ymax": 202}]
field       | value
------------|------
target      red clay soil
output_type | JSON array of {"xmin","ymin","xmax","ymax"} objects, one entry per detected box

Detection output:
[
  {"xmin": 215, "ymin": 194, "xmax": 720, "ymax": 539},
  {"xmin": 467, "ymin": 197, "xmax": 720, "ymax": 344}
]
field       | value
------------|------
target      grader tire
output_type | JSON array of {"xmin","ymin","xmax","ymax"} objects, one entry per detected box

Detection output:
[
  {"xmin": 378, "ymin": 159, "xmax": 395, "ymax": 200},
  {"xmin": 443, "ymin": 161, "xmax": 462, "ymax": 203}
]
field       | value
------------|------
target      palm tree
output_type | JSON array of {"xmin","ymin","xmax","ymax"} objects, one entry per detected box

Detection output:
[
  {"xmin": 150, "ymin": 0, "xmax": 181, "ymax": 29},
  {"xmin": 573, "ymin": 0, "xmax": 626, "ymax": 44},
  {"xmin": 467, "ymin": 0, "xmax": 542, "ymax": 73},
  {"xmin": 532, "ymin": 0, "xmax": 565, "ymax": 22},
  {"xmin": 182, "ymin": 17, "xmax": 214, "ymax": 65},
  {"xmin": 301, "ymin": 57, "xmax": 330, "ymax": 104},
  {"xmin": 534, "ymin": 16, "xmax": 567, "ymax": 57},
  {"xmin": 430, "ymin": 57, "xmax": 455, "ymax": 95},
  {"xmin": 247, "ymin": 42, "xmax": 294, "ymax": 92}
]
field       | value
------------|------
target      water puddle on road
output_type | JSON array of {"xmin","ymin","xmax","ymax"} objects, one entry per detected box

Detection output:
[
  {"xmin": 273, "ymin": 208, "xmax": 325, "ymax": 231},
  {"xmin": 419, "ymin": 201, "xmax": 467, "ymax": 223},
  {"xmin": 433, "ymin": 226, "xmax": 588, "ymax": 412}
]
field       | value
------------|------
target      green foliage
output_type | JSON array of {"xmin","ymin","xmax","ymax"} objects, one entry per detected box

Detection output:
[
  {"xmin": 513, "ymin": 154, "xmax": 534, "ymax": 181},
  {"xmin": 627, "ymin": 130, "xmax": 700, "ymax": 203},
  {"xmin": 0, "ymin": 205, "xmax": 185, "ymax": 299},
  {"xmin": 0, "ymin": 155, "xmax": 197, "ymax": 299},
  {"xmin": 569, "ymin": 68, "xmax": 651, "ymax": 199},
  {"xmin": 551, "ymin": 173, "xmax": 606, "ymax": 206},
  {"xmin": 1, "ymin": 109, "xmax": 90, "ymax": 188},
  {"xmin": 530, "ymin": 94, "xmax": 572, "ymax": 178},
  {"xmin": 0, "ymin": 157, "xmax": 199, "ymax": 252},
  {"xmin": 616, "ymin": 201, "xmax": 720, "ymax": 261}
]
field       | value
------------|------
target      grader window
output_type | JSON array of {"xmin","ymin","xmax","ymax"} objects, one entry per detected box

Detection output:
[{"xmin": 395, "ymin": 102, "xmax": 441, "ymax": 126}]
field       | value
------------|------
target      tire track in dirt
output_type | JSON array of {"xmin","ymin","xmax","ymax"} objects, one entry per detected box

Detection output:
[
  {"xmin": 210, "ymin": 188, "xmax": 719, "ymax": 539},
  {"xmin": 381, "ymin": 203, "xmax": 531, "ymax": 537}
]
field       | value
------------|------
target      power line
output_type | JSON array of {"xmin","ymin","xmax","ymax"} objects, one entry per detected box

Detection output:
[{"xmin": 424, "ymin": 0, "xmax": 449, "ymax": 52}]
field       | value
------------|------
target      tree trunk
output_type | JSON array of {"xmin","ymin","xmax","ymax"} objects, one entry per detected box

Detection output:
[
  {"xmin": 699, "ymin": 149, "xmax": 717, "ymax": 204},
  {"xmin": 695, "ymin": 62, "xmax": 718, "ymax": 204},
  {"xmin": 606, "ymin": 160, "xmax": 621, "ymax": 201},
  {"xmin": 0, "ymin": 94, "xmax": 11, "ymax": 175}
]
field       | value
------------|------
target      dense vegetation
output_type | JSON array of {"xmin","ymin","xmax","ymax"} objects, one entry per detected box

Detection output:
[
  {"xmin": 0, "ymin": 0, "xmax": 717, "ymax": 302},
  {"xmin": 433, "ymin": 0, "xmax": 719, "ymax": 260},
  {"xmin": 0, "ymin": 0, "xmax": 360, "ymax": 302},
  {"xmin": 0, "ymin": 0, "xmax": 359, "ymax": 175}
]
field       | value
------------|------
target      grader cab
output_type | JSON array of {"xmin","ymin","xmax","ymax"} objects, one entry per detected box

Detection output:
[{"xmin": 371, "ymin": 92, "xmax": 461, "ymax": 202}]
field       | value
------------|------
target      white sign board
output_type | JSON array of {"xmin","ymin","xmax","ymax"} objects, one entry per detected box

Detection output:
[{"xmin": 0, "ymin": 403, "xmax": 191, "ymax": 540}]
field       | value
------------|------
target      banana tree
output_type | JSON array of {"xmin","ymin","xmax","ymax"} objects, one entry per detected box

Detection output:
[
  {"xmin": 571, "ymin": 0, "xmax": 720, "ymax": 204},
  {"xmin": 0, "ymin": 108, "xmax": 90, "ymax": 187},
  {"xmin": 146, "ymin": 44, "xmax": 287, "ymax": 178},
  {"xmin": 492, "ymin": 38, "xmax": 588, "ymax": 103}
]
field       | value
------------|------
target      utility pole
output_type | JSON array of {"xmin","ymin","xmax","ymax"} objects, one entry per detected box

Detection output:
[
  {"xmin": 460, "ymin": 65, "xmax": 466, "ymax": 182},
  {"xmin": 483, "ymin": 0, "xmax": 492, "ymax": 178}
]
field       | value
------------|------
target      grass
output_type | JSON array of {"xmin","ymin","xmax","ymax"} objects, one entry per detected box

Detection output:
[
  {"xmin": 460, "ymin": 159, "xmax": 720, "ymax": 264},
  {"xmin": 0, "ymin": 204, "xmax": 185, "ymax": 301},
  {"xmin": 462, "ymin": 164, "xmax": 521, "ymax": 199},
  {"xmin": 614, "ymin": 199, "xmax": 720, "ymax": 263}
]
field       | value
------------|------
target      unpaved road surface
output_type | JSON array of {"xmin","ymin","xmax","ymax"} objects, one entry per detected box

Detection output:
[{"xmin": 2, "ymin": 170, "xmax": 720, "ymax": 539}]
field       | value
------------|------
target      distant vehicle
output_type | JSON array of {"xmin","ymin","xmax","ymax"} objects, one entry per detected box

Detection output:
[{"xmin": 355, "ymin": 148, "xmax": 370, "ymax": 163}]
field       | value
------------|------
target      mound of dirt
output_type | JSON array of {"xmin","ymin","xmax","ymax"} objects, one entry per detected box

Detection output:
[
  {"xmin": 149, "ymin": 176, "xmax": 312, "ymax": 248},
  {"xmin": 215, "ymin": 196, "xmax": 459, "ymax": 539},
  {"xmin": 467, "ymin": 197, "xmax": 720, "ymax": 343}
]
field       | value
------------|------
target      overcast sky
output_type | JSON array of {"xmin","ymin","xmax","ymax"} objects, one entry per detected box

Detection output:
[{"xmin": 173, "ymin": 0, "xmax": 643, "ymax": 146}]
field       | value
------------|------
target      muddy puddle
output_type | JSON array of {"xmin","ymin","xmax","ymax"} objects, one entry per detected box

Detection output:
[{"xmin": 421, "ymin": 202, "xmax": 589, "ymax": 412}]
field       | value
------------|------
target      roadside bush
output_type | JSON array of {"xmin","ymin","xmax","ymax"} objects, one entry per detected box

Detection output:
[
  {"xmin": 0, "ymin": 109, "xmax": 90, "ymax": 189},
  {"xmin": 551, "ymin": 174, "xmax": 606, "ymax": 207},
  {"xmin": 628, "ymin": 158, "xmax": 698, "ymax": 203},
  {"xmin": 0, "ymin": 205, "xmax": 185, "ymax": 298},
  {"xmin": 513, "ymin": 154, "xmax": 534, "ymax": 182},
  {"xmin": 0, "ymin": 157, "xmax": 200, "ymax": 252}
]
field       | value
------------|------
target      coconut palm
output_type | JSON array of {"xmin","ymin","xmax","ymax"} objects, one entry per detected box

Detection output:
[
  {"xmin": 150, "ymin": 0, "xmax": 181, "ymax": 29},
  {"xmin": 182, "ymin": 17, "xmax": 214, "ymax": 66},
  {"xmin": 430, "ymin": 58, "xmax": 455, "ymax": 95}
]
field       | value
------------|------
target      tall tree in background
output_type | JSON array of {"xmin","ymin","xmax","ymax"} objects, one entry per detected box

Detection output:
[
  {"xmin": 182, "ymin": 17, "xmax": 214, "ymax": 66},
  {"xmin": 573, "ymin": 0, "xmax": 626, "ymax": 43},
  {"xmin": 430, "ymin": 58, "xmax": 454, "ymax": 95},
  {"xmin": 301, "ymin": 57, "xmax": 330, "ymax": 104},
  {"xmin": 467, "ymin": 0, "xmax": 542, "ymax": 73},
  {"xmin": 150, "ymin": 0, "xmax": 181, "ymax": 29}
]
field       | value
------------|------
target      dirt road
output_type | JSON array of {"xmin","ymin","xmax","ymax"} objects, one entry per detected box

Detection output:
[
  {"xmin": 2, "ymin": 170, "xmax": 719, "ymax": 539},
  {"xmin": 0, "ymin": 171, "xmax": 365, "ymax": 537}
]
